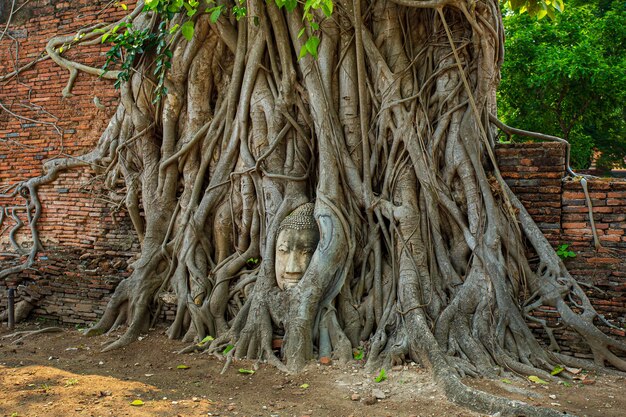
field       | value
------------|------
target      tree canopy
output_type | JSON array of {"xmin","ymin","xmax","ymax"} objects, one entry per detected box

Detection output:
[{"xmin": 499, "ymin": 0, "xmax": 626, "ymax": 169}]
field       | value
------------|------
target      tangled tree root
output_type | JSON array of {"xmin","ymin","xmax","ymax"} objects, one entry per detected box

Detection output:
[
  {"xmin": 1, "ymin": 1, "xmax": 624, "ymax": 416},
  {"xmin": 2, "ymin": 327, "xmax": 63, "ymax": 344}
]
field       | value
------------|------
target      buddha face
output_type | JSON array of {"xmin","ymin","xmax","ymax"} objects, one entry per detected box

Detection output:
[{"xmin": 275, "ymin": 227, "xmax": 319, "ymax": 290}]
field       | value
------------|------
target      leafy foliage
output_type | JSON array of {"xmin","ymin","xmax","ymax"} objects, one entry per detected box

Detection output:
[
  {"xmin": 99, "ymin": 0, "xmax": 336, "ymax": 98},
  {"xmin": 499, "ymin": 0, "xmax": 626, "ymax": 170},
  {"xmin": 101, "ymin": 22, "xmax": 158, "ymax": 91},
  {"xmin": 556, "ymin": 244, "xmax": 576, "ymax": 259},
  {"xmin": 505, "ymin": 0, "xmax": 564, "ymax": 20}
]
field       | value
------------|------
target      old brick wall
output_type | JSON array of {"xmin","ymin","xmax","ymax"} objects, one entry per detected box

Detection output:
[
  {"xmin": 496, "ymin": 142, "xmax": 565, "ymax": 242},
  {"xmin": 0, "ymin": 1, "xmax": 139, "ymax": 323},
  {"xmin": 497, "ymin": 143, "xmax": 626, "ymax": 358},
  {"xmin": 558, "ymin": 179, "xmax": 626, "ymax": 343}
]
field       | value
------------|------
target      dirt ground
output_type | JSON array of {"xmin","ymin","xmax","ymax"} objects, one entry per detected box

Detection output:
[{"xmin": 0, "ymin": 323, "xmax": 624, "ymax": 417}]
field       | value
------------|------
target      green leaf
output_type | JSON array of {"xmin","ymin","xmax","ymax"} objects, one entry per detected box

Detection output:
[
  {"xmin": 198, "ymin": 335, "xmax": 214, "ymax": 346},
  {"xmin": 238, "ymin": 368, "xmax": 255, "ymax": 374},
  {"xmin": 321, "ymin": 0, "xmax": 333, "ymax": 17},
  {"xmin": 168, "ymin": 0, "xmax": 184, "ymax": 12},
  {"xmin": 305, "ymin": 36, "xmax": 320, "ymax": 59},
  {"xmin": 181, "ymin": 21, "xmax": 195, "ymax": 41},
  {"xmin": 209, "ymin": 6, "xmax": 222, "ymax": 23},
  {"xmin": 298, "ymin": 27, "xmax": 306, "ymax": 39},
  {"xmin": 130, "ymin": 400, "xmax": 144, "ymax": 406},
  {"xmin": 501, "ymin": 378, "xmax": 512, "ymax": 384},
  {"xmin": 528, "ymin": 375, "xmax": 549, "ymax": 385},
  {"xmin": 222, "ymin": 344, "xmax": 234, "ymax": 355},
  {"xmin": 550, "ymin": 365, "xmax": 564, "ymax": 376},
  {"xmin": 508, "ymin": 0, "xmax": 525, "ymax": 10},
  {"xmin": 300, "ymin": 383, "xmax": 309, "ymax": 389},
  {"xmin": 177, "ymin": 364, "xmax": 190, "ymax": 369},
  {"xmin": 353, "ymin": 348, "xmax": 364, "ymax": 360},
  {"xmin": 298, "ymin": 46, "xmax": 308, "ymax": 60},
  {"xmin": 183, "ymin": 2, "xmax": 197, "ymax": 17},
  {"xmin": 536, "ymin": 8, "xmax": 547, "ymax": 19},
  {"xmin": 284, "ymin": 0, "xmax": 298, "ymax": 12},
  {"xmin": 375, "ymin": 368, "xmax": 387, "ymax": 383},
  {"xmin": 232, "ymin": 5, "xmax": 247, "ymax": 20}
]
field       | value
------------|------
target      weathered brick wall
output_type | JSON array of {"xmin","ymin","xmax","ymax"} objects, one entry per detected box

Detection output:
[
  {"xmin": 559, "ymin": 179, "xmax": 626, "ymax": 340},
  {"xmin": 496, "ymin": 142, "xmax": 565, "ymax": 242},
  {"xmin": 0, "ymin": 1, "xmax": 139, "ymax": 323},
  {"xmin": 497, "ymin": 143, "xmax": 626, "ymax": 358}
]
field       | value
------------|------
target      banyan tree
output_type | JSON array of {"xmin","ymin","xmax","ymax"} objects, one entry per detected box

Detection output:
[{"xmin": 2, "ymin": 0, "xmax": 625, "ymax": 415}]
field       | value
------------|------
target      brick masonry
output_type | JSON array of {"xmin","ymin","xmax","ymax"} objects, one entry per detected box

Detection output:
[
  {"xmin": 1, "ymin": 2, "xmax": 624, "ymax": 356},
  {"xmin": 497, "ymin": 143, "xmax": 626, "ymax": 358},
  {"xmin": 1, "ymin": 0, "xmax": 142, "ymax": 323}
]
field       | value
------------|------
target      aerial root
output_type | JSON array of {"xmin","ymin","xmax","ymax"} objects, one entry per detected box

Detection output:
[
  {"xmin": 2, "ymin": 327, "xmax": 63, "ymax": 344},
  {"xmin": 440, "ymin": 375, "xmax": 574, "ymax": 417}
]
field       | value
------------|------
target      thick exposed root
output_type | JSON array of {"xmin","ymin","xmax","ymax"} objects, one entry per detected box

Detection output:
[{"xmin": 3, "ymin": 327, "xmax": 63, "ymax": 344}]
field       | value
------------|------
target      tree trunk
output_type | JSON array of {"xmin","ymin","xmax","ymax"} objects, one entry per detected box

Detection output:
[{"xmin": 3, "ymin": 1, "xmax": 625, "ymax": 415}]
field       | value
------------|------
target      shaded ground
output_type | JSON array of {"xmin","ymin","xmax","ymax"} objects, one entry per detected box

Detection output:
[{"xmin": 0, "ymin": 323, "xmax": 624, "ymax": 417}]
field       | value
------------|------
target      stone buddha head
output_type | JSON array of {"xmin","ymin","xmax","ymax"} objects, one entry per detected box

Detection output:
[{"xmin": 275, "ymin": 203, "xmax": 319, "ymax": 290}]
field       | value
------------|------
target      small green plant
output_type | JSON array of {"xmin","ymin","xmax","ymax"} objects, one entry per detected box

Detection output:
[
  {"xmin": 353, "ymin": 347, "xmax": 364, "ymax": 361},
  {"xmin": 374, "ymin": 368, "xmax": 387, "ymax": 383},
  {"xmin": 556, "ymin": 244, "xmax": 576, "ymax": 260},
  {"xmin": 64, "ymin": 378, "xmax": 79, "ymax": 387},
  {"xmin": 246, "ymin": 257, "xmax": 260, "ymax": 267}
]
